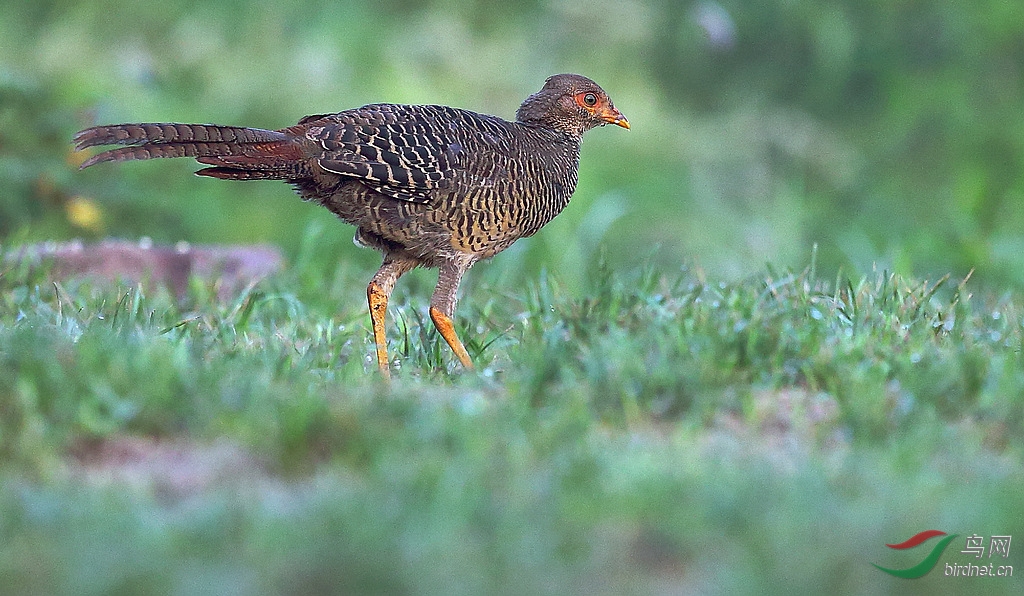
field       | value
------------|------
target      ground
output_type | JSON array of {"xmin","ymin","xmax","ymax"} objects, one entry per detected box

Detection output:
[{"xmin": 0, "ymin": 241, "xmax": 1022, "ymax": 595}]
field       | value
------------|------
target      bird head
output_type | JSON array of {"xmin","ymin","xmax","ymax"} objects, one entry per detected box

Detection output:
[{"xmin": 516, "ymin": 74, "xmax": 629, "ymax": 138}]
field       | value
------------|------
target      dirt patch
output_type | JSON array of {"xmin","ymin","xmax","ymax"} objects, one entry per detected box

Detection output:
[
  {"xmin": 7, "ymin": 239, "xmax": 284, "ymax": 299},
  {"xmin": 68, "ymin": 435, "xmax": 271, "ymax": 502},
  {"xmin": 700, "ymin": 388, "xmax": 850, "ymax": 472}
]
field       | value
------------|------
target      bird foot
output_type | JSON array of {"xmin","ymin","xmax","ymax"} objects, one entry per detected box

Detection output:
[{"xmin": 429, "ymin": 306, "xmax": 474, "ymax": 370}]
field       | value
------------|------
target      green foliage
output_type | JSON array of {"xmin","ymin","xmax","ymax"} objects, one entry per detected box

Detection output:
[
  {"xmin": 649, "ymin": 0, "xmax": 1024, "ymax": 283},
  {"xmin": 2, "ymin": 2, "xmax": 1024, "ymax": 592},
  {"xmin": 1, "ymin": 252, "xmax": 1023, "ymax": 594},
  {"xmin": 4, "ymin": 1, "xmax": 1024, "ymax": 289}
]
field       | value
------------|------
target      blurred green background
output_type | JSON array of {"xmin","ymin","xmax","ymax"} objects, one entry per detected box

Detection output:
[{"xmin": 3, "ymin": 0, "xmax": 1024, "ymax": 289}]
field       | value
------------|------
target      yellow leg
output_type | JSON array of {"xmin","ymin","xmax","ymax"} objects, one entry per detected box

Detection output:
[
  {"xmin": 367, "ymin": 281, "xmax": 391, "ymax": 379},
  {"xmin": 429, "ymin": 306, "xmax": 474, "ymax": 369},
  {"xmin": 365, "ymin": 258, "xmax": 416, "ymax": 379}
]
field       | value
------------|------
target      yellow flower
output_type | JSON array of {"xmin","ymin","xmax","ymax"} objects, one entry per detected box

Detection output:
[{"xmin": 66, "ymin": 196, "xmax": 103, "ymax": 232}]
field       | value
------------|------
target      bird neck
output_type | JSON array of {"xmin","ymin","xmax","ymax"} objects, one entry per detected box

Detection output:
[{"xmin": 515, "ymin": 93, "xmax": 592, "ymax": 140}]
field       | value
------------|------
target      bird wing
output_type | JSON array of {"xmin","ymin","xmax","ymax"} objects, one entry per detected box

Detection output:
[{"xmin": 303, "ymin": 104, "xmax": 469, "ymax": 204}]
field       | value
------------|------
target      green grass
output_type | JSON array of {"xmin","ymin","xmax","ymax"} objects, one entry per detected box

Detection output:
[{"xmin": 1, "ymin": 241, "xmax": 1022, "ymax": 595}]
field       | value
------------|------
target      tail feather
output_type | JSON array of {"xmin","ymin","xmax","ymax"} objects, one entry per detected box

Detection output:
[
  {"xmin": 79, "ymin": 141, "xmax": 253, "ymax": 169},
  {"xmin": 194, "ymin": 167, "xmax": 297, "ymax": 180},
  {"xmin": 74, "ymin": 123, "xmax": 296, "ymax": 174},
  {"xmin": 74, "ymin": 123, "xmax": 286, "ymax": 151}
]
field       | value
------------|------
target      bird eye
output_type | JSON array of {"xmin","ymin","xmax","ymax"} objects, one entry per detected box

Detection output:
[{"xmin": 573, "ymin": 91, "xmax": 602, "ymax": 111}]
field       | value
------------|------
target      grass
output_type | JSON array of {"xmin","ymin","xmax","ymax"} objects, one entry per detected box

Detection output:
[{"xmin": 1, "ymin": 238, "xmax": 1022, "ymax": 595}]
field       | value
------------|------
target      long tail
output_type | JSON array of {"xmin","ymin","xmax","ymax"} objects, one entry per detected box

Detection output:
[{"xmin": 73, "ymin": 123, "xmax": 307, "ymax": 180}]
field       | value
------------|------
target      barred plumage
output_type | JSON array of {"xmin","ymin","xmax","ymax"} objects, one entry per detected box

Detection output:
[{"xmin": 74, "ymin": 73, "xmax": 629, "ymax": 377}]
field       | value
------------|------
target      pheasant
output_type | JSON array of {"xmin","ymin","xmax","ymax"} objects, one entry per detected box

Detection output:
[{"xmin": 74, "ymin": 73, "xmax": 629, "ymax": 377}]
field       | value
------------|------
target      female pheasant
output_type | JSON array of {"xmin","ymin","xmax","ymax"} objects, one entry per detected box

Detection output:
[{"xmin": 74, "ymin": 73, "xmax": 629, "ymax": 377}]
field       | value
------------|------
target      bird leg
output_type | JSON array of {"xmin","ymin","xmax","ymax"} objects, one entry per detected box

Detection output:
[
  {"xmin": 430, "ymin": 258, "xmax": 475, "ymax": 370},
  {"xmin": 367, "ymin": 258, "xmax": 416, "ymax": 378}
]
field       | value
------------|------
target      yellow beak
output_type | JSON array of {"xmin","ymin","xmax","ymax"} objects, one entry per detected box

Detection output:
[{"xmin": 601, "ymin": 108, "xmax": 630, "ymax": 129}]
